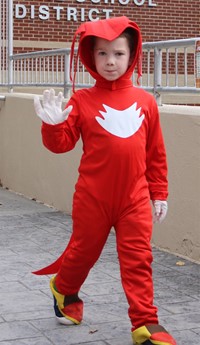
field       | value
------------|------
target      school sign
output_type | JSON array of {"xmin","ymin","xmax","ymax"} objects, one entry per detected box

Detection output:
[
  {"xmin": 11, "ymin": 0, "xmax": 200, "ymax": 50},
  {"xmin": 14, "ymin": 0, "xmax": 157, "ymax": 22}
]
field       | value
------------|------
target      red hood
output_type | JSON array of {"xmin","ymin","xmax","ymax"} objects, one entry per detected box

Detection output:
[{"xmin": 70, "ymin": 16, "xmax": 142, "ymax": 92}]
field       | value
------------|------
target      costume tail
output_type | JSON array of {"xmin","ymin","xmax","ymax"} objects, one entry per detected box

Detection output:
[
  {"xmin": 32, "ymin": 249, "xmax": 66, "ymax": 275},
  {"xmin": 32, "ymin": 237, "xmax": 73, "ymax": 275}
]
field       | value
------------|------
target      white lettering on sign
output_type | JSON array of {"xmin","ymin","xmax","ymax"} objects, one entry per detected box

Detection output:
[
  {"xmin": 14, "ymin": 0, "xmax": 158, "ymax": 22},
  {"xmin": 104, "ymin": 0, "xmax": 115, "ymax": 3},
  {"xmin": 53, "ymin": 6, "xmax": 64, "ymax": 20},
  {"xmin": 67, "ymin": 7, "xmax": 77, "ymax": 21},
  {"xmin": 118, "ymin": 0, "xmax": 130, "ymax": 5},
  {"xmin": 31, "ymin": 5, "xmax": 35, "ymax": 19},
  {"xmin": 91, "ymin": 0, "xmax": 101, "ymax": 3},
  {"xmin": 75, "ymin": 0, "xmax": 156, "ymax": 4},
  {"xmin": 149, "ymin": 0, "xmax": 157, "ymax": 6},
  {"xmin": 56, "ymin": 0, "xmax": 156, "ymax": 4},
  {"xmin": 134, "ymin": 0, "xmax": 145, "ymax": 5},
  {"xmin": 88, "ymin": 8, "xmax": 100, "ymax": 21},
  {"xmin": 39, "ymin": 6, "xmax": 49, "ymax": 20},
  {"xmin": 15, "ymin": 5, "xmax": 26, "ymax": 19},
  {"xmin": 102, "ymin": 8, "xmax": 113, "ymax": 18}
]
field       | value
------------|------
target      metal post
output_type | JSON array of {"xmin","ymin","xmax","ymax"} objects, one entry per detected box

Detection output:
[
  {"xmin": 8, "ymin": 0, "xmax": 13, "ymax": 92},
  {"xmin": 196, "ymin": 40, "xmax": 200, "ymax": 88},
  {"xmin": 64, "ymin": 52, "xmax": 70, "ymax": 98},
  {"xmin": 1, "ymin": 0, "xmax": 7, "ymax": 85},
  {"xmin": 154, "ymin": 47, "xmax": 162, "ymax": 105}
]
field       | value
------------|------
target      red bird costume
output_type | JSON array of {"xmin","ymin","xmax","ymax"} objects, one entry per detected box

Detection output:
[{"xmin": 33, "ymin": 16, "xmax": 176, "ymax": 345}]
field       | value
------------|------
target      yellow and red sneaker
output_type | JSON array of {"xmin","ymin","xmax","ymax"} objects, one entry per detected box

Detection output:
[
  {"xmin": 50, "ymin": 276, "xmax": 83, "ymax": 325},
  {"xmin": 132, "ymin": 325, "xmax": 177, "ymax": 345}
]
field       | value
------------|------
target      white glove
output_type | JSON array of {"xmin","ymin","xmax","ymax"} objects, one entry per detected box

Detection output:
[
  {"xmin": 34, "ymin": 88, "xmax": 72, "ymax": 125},
  {"xmin": 152, "ymin": 200, "xmax": 168, "ymax": 223}
]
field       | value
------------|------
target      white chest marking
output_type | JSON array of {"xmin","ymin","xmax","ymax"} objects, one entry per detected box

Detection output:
[{"xmin": 95, "ymin": 102, "xmax": 145, "ymax": 138}]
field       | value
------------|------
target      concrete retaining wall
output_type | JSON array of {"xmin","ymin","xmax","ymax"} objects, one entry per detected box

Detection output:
[{"xmin": 0, "ymin": 93, "xmax": 199, "ymax": 262}]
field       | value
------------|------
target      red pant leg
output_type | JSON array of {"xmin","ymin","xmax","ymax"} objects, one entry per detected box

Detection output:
[
  {"xmin": 115, "ymin": 195, "xmax": 158, "ymax": 330},
  {"xmin": 55, "ymin": 191, "xmax": 111, "ymax": 295}
]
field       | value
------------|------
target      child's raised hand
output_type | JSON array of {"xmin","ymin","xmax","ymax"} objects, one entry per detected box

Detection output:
[
  {"xmin": 152, "ymin": 200, "xmax": 168, "ymax": 223},
  {"xmin": 34, "ymin": 88, "xmax": 72, "ymax": 125}
]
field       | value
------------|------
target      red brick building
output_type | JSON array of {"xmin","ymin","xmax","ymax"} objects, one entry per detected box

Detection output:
[{"xmin": 13, "ymin": 0, "xmax": 200, "ymax": 53}]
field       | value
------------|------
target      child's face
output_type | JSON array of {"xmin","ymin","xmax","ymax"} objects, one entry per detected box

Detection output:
[{"xmin": 93, "ymin": 36, "xmax": 131, "ymax": 81}]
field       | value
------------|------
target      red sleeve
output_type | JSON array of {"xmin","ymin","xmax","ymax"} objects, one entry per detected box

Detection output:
[
  {"xmin": 41, "ymin": 97, "xmax": 81, "ymax": 154},
  {"xmin": 145, "ymin": 97, "xmax": 168, "ymax": 201}
]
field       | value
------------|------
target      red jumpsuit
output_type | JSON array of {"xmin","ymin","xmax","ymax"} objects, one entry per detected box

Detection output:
[{"xmin": 34, "ymin": 16, "xmax": 168, "ymax": 331}]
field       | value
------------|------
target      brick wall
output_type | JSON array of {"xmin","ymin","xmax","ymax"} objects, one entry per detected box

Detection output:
[{"xmin": 13, "ymin": 0, "xmax": 200, "ymax": 50}]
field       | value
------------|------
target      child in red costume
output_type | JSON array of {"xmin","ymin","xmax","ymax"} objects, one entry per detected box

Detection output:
[{"xmin": 33, "ymin": 16, "xmax": 176, "ymax": 345}]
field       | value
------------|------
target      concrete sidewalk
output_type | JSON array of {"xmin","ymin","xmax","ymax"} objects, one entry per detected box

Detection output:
[{"xmin": 0, "ymin": 187, "xmax": 199, "ymax": 345}]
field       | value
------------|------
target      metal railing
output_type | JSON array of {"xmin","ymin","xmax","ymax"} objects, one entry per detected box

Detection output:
[
  {"xmin": 142, "ymin": 37, "xmax": 200, "ymax": 103},
  {"xmin": 1, "ymin": 37, "xmax": 200, "ymax": 104},
  {"xmin": 0, "ymin": 0, "xmax": 9, "ymax": 86}
]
